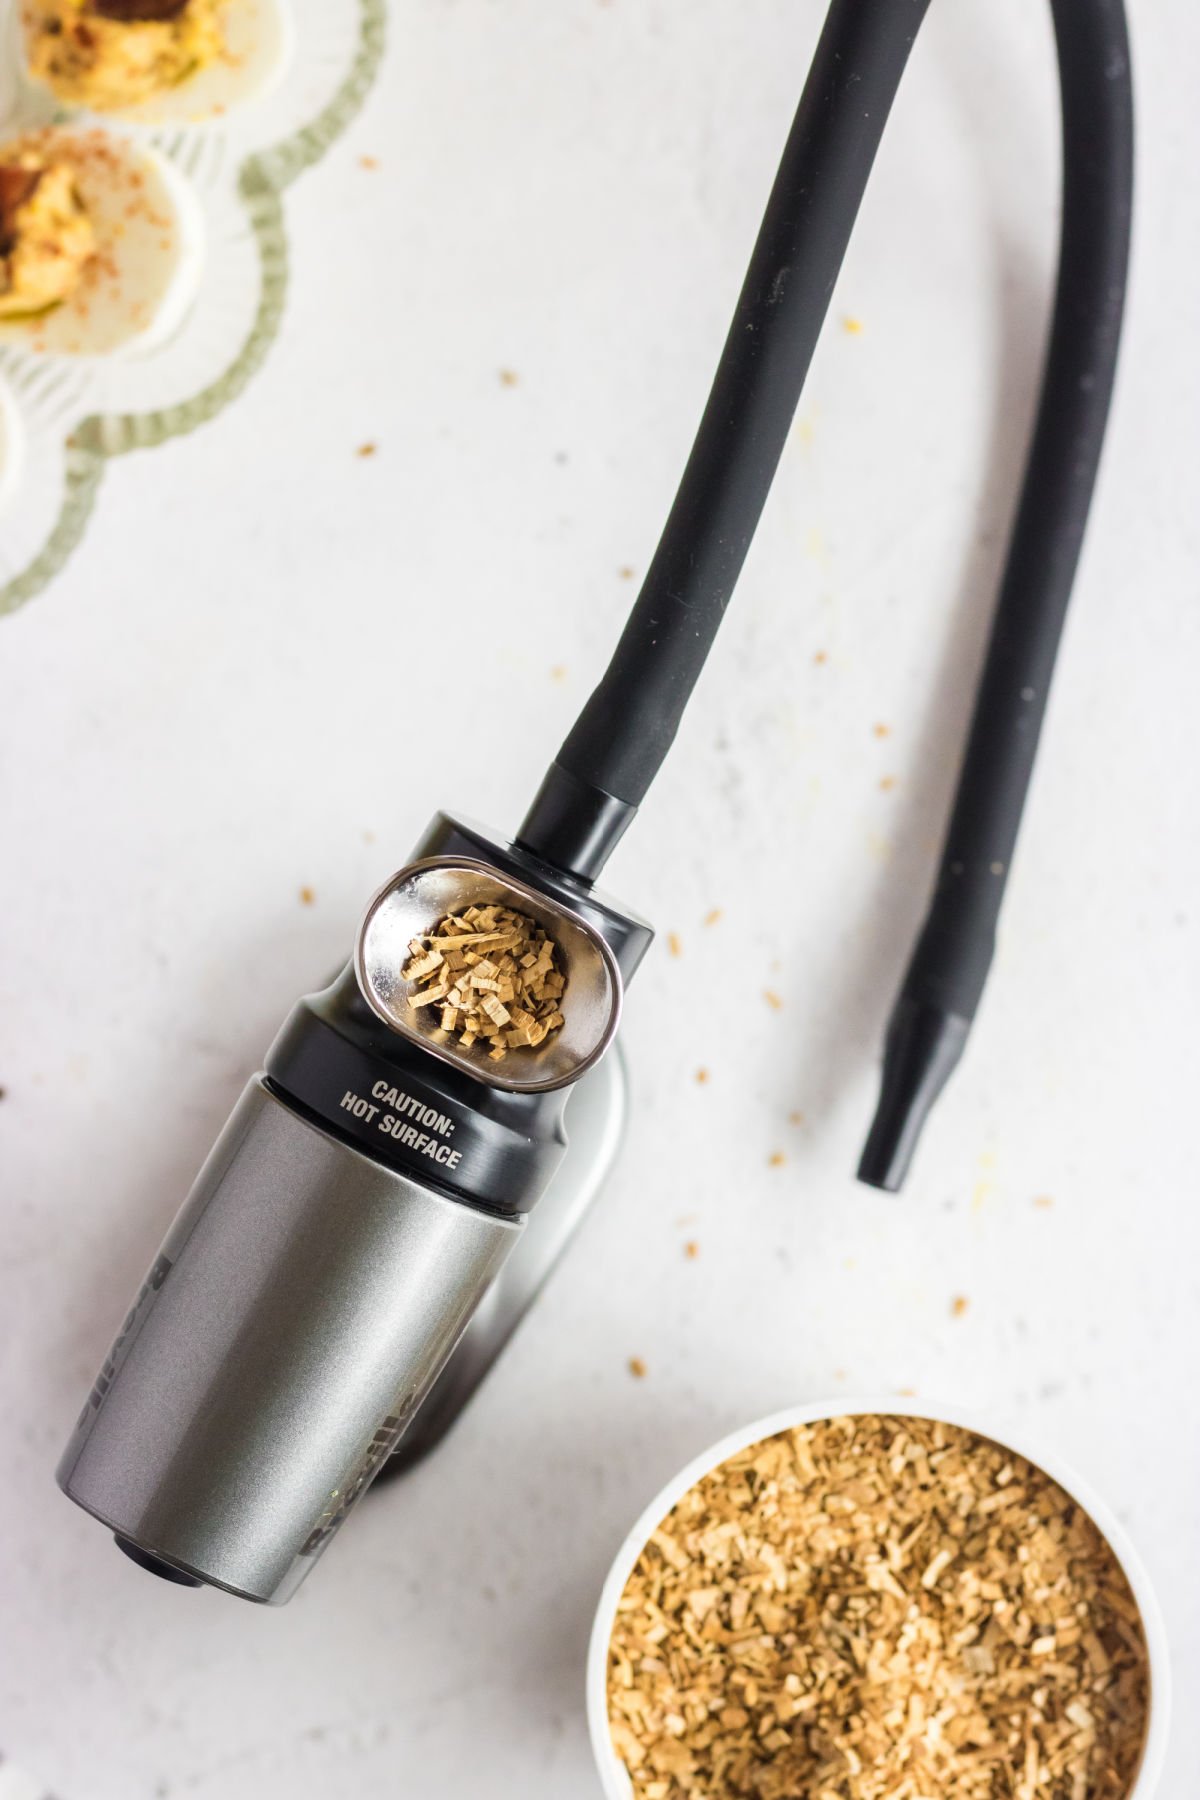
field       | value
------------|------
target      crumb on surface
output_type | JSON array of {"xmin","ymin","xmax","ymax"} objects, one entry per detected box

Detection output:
[
  {"xmin": 873, "ymin": 721, "xmax": 891, "ymax": 739},
  {"xmin": 703, "ymin": 907, "xmax": 723, "ymax": 927},
  {"xmin": 695, "ymin": 1068, "xmax": 709, "ymax": 1085},
  {"xmin": 628, "ymin": 1356, "xmax": 647, "ymax": 1379},
  {"xmin": 951, "ymin": 1294, "xmax": 969, "ymax": 1319},
  {"xmin": 550, "ymin": 664, "xmax": 567, "ymax": 682},
  {"xmin": 813, "ymin": 649, "xmax": 828, "ymax": 665},
  {"xmin": 842, "ymin": 314, "xmax": 864, "ymax": 334},
  {"xmin": 788, "ymin": 1109, "xmax": 804, "ymax": 1126},
  {"xmin": 618, "ymin": 565, "xmax": 635, "ymax": 580},
  {"xmin": 684, "ymin": 1241, "xmax": 699, "ymax": 1260},
  {"xmin": 763, "ymin": 989, "xmax": 783, "ymax": 1011},
  {"xmin": 668, "ymin": 931, "xmax": 683, "ymax": 958},
  {"xmin": 499, "ymin": 368, "xmax": 519, "ymax": 387},
  {"xmin": 1034, "ymin": 1194, "xmax": 1055, "ymax": 1209},
  {"xmin": 359, "ymin": 154, "xmax": 379, "ymax": 170},
  {"xmin": 768, "ymin": 1151, "xmax": 786, "ymax": 1169},
  {"xmin": 879, "ymin": 775, "xmax": 897, "ymax": 791},
  {"xmin": 299, "ymin": 886, "xmax": 316, "ymax": 906},
  {"xmin": 356, "ymin": 442, "xmax": 377, "ymax": 457}
]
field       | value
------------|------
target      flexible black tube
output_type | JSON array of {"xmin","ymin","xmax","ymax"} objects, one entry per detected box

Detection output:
[
  {"xmin": 519, "ymin": 0, "xmax": 931, "ymax": 875},
  {"xmin": 519, "ymin": 0, "xmax": 1132, "ymax": 1185},
  {"xmin": 858, "ymin": 0, "xmax": 1132, "ymax": 1188}
]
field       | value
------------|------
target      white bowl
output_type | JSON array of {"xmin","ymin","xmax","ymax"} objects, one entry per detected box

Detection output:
[{"xmin": 587, "ymin": 1398, "xmax": 1171, "ymax": 1800}]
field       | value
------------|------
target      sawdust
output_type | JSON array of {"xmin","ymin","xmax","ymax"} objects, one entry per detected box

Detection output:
[{"xmin": 607, "ymin": 1415, "xmax": 1149, "ymax": 1800}]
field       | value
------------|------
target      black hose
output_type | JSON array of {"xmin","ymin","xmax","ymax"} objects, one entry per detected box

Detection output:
[
  {"xmin": 518, "ymin": 0, "xmax": 1133, "ymax": 1189},
  {"xmin": 858, "ymin": 0, "xmax": 1132, "ymax": 1189},
  {"xmin": 520, "ymin": 0, "xmax": 931, "ymax": 872}
]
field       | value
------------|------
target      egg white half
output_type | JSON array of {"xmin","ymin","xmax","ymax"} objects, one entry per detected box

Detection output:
[
  {"xmin": 0, "ymin": 129, "xmax": 205, "ymax": 358},
  {"xmin": 0, "ymin": 371, "xmax": 26, "ymax": 516}
]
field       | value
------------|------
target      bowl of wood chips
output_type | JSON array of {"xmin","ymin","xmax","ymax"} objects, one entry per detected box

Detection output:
[{"xmin": 587, "ymin": 1402, "xmax": 1169, "ymax": 1800}]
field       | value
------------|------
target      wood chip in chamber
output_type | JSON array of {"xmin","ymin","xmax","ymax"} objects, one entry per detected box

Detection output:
[{"xmin": 402, "ymin": 903, "xmax": 567, "ymax": 1061}]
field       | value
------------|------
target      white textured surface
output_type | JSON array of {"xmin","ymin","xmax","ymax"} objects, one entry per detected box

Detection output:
[{"xmin": 1, "ymin": 1, "xmax": 1198, "ymax": 1795}]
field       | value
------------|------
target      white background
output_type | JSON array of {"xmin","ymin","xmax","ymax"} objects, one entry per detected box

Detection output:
[{"xmin": 2, "ymin": 0, "xmax": 1198, "ymax": 1795}]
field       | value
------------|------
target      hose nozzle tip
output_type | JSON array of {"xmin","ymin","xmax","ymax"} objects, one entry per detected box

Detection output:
[{"xmin": 857, "ymin": 998, "xmax": 970, "ymax": 1192}]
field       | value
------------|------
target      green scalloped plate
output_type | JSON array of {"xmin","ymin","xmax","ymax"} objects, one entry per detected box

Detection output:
[{"xmin": 0, "ymin": 0, "xmax": 386, "ymax": 616}]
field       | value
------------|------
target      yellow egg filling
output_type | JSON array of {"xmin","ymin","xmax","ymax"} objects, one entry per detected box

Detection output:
[
  {"xmin": 23, "ymin": 0, "xmax": 224, "ymax": 111},
  {"xmin": 0, "ymin": 155, "xmax": 96, "ymax": 321}
]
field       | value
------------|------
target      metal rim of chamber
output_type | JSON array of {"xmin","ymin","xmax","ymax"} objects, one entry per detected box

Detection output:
[{"xmin": 353, "ymin": 855, "xmax": 624, "ymax": 1094}]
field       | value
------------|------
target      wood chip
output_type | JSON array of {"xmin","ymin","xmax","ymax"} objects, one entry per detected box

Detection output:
[
  {"xmin": 607, "ymin": 1416, "xmax": 1149, "ymax": 1800},
  {"xmin": 402, "ymin": 903, "xmax": 566, "ymax": 1062},
  {"xmin": 405, "ymin": 949, "xmax": 443, "ymax": 981}
]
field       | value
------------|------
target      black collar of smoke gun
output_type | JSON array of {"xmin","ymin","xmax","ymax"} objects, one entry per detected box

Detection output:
[{"xmin": 265, "ymin": 813, "xmax": 652, "ymax": 1219}]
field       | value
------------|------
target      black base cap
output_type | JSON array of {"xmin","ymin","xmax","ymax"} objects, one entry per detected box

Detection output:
[{"xmin": 114, "ymin": 1534, "xmax": 203, "ymax": 1587}]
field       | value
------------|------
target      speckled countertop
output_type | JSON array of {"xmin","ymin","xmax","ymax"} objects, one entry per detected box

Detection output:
[{"xmin": 1, "ymin": 1, "xmax": 1197, "ymax": 1795}]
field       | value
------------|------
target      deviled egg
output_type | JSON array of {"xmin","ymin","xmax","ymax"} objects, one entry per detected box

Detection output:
[
  {"xmin": 0, "ymin": 129, "xmax": 204, "ymax": 357},
  {"xmin": 20, "ymin": 0, "xmax": 293, "ymax": 124},
  {"xmin": 22, "ymin": 0, "xmax": 224, "ymax": 112},
  {"xmin": 0, "ymin": 152, "xmax": 95, "ymax": 319}
]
